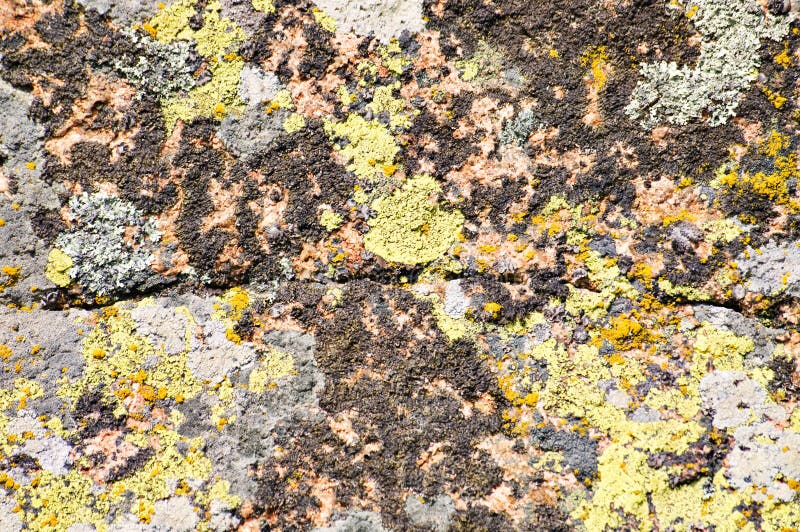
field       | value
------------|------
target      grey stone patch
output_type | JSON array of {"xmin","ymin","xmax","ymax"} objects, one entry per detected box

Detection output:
[
  {"xmin": 530, "ymin": 426, "xmax": 598, "ymax": 480},
  {"xmin": 692, "ymin": 304, "xmax": 780, "ymax": 366},
  {"xmin": 131, "ymin": 304, "xmax": 191, "ymax": 355},
  {"xmin": 404, "ymin": 494, "xmax": 455, "ymax": 532},
  {"xmin": 207, "ymin": 499, "xmax": 241, "ymax": 531},
  {"xmin": 699, "ymin": 371, "xmax": 786, "ymax": 430},
  {"xmin": 626, "ymin": 0, "xmax": 793, "ymax": 127},
  {"xmin": 219, "ymin": 104, "xmax": 287, "ymax": 158},
  {"xmin": 77, "ymin": 0, "xmax": 162, "ymax": 27},
  {"xmin": 0, "ymin": 307, "xmax": 88, "ymax": 427},
  {"xmin": 115, "ymin": 31, "xmax": 202, "ymax": 100},
  {"xmin": 0, "ymin": 493, "xmax": 23, "ymax": 532},
  {"xmin": 56, "ymin": 192, "xmax": 162, "ymax": 297},
  {"xmin": 629, "ymin": 405, "xmax": 661, "ymax": 423},
  {"xmin": 443, "ymin": 279, "xmax": 469, "ymax": 318},
  {"xmin": 185, "ymin": 329, "xmax": 324, "ymax": 500},
  {"xmin": 699, "ymin": 370, "xmax": 799, "ymax": 501},
  {"xmin": 0, "ymin": 79, "xmax": 62, "ymax": 303},
  {"xmin": 737, "ymin": 240, "xmax": 800, "ymax": 297},
  {"xmin": 18, "ymin": 435, "xmax": 73, "ymax": 475},
  {"xmin": 313, "ymin": 511, "xmax": 388, "ymax": 532},
  {"xmin": 66, "ymin": 524, "xmax": 98, "ymax": 532},
  {"xmin": 109, "ymin": 513, "xmax": 157, "ymax": 532},
  {"xmin": 149, "ymin": 496, "xmax": 199, "ymax": 531},
  {"xmin": 313, "ymin": 0, "xmax": 425, "ymax": 43},
  {"xmin": 187, "ymin": 320, "xmax": 257, "ymax": 383},
  {"xmin": 238, "ymin": 66, "xmax": 281, "ymax": 105},
  {"xmin": 728, "ymin": 422, "xmax": 800, "ymax": 501},
  {"xmin": 220, "ymin": 0, "xmax": 267, "ymax": 34}
]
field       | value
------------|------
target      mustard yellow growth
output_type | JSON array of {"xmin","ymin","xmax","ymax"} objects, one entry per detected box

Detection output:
[
  {"xmin": 364, "ymin": 174, "xmax": 464, "ymax": 265},
  {"xmin": 580, "ymin": 45, "xmax": 609, "ymax": 90},
  {"xmin": 145, "ymin": 0, "xmax": 247, "ymax": 132},
  {"xmin": 712, "ymin": 130, "xmax": 800, "ymax": 212},
  {"xmin": 45, "ymin": 248, "xmax": 73, "ymax": 287}
]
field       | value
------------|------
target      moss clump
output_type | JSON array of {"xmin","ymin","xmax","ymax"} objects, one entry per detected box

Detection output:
[{"xmin": 364, "ymin": 175, "xmax": 464, "ymax": 265}]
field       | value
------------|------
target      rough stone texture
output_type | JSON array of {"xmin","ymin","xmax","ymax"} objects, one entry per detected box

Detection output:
[{"xmin": 2, "ymin": 0, "xmax": 800, "ymax": 530}]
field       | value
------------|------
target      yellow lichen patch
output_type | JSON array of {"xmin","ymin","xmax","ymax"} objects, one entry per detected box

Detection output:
[
  {"xmin": 319, "ymin": 209, "xmax": 343, "ymax": 231},
  {"xmin": 45, "ymin": 248, "xmax": 73, "ymax": 287},
  {"xmin": 690, "ymin": 322, "xmax": 753, "ymax": 379},
  {"xmin": 379, "ymin": 39, "xmax": 411, "ymax": 76},
  {"xmin": 581, "ymin": 45, "xmax": 609, "ymax": 91},
  {"xmin": 145, "ymin": 0, "xmax": 247, "ymax": 132},
  {"xmin": 312, "ymin": 7, "xmax": 336, "ymax": 33},
  {"xmin": 249, "ymin": 348, "xmax": 296, "ymax": 393},
  {"xmin": 364, "ymin": 174, "xmax": 464, "ymax": 265},
  {"xmin": 712, "ymin": 130, "xmax": 800, "ymax": 212},
  {"xmin": 0, "ymin": 265, "xmax": 21, "ymax": 292},
  {"xmin": 283, "ymin": 112, "xmax": 306, "ymax": 133},
  {"xmin": 58, "ymin": 304, "xmax": 202, "ymax": 413},
  {"xmin": 324, "ymin": 114, "xmax": 400, "ymax": 181},
  {"xmin": 251, "ymin": 0, "xmax": 275, "ymax": 14},
  {"xmin": 368, "ymin": 82, "xmax": 412, "ymax": 130},
  {"xmin": 599, "ymin": 314, "xmax": 662, "ymax": 351}
]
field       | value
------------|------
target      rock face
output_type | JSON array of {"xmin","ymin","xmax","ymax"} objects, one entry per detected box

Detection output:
[{"xmin": 1, "ymin": 0, "xmax": 800, "ymax": 530}]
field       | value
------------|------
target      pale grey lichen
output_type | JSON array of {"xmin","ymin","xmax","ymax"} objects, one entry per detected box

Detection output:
[
  {"xmin": 499, "ymin": 109, "xmax": 540, "ymax": 147},
  {"xmin": 115, "ymin": 30, "xmax": 202, "ymax": 100},
  {"xmin": 55, "ymin": 192, "xmax": 161, "ymax": 296},
  {"xmin": 626, "ymin": 0, "xmax": 793, "ymax": 128},
  {"xmin": 312, "ymin": 0, "xmax": 425, "ymax": 43}
]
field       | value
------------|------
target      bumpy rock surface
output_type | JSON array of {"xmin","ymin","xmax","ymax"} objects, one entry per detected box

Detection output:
[{"xmin": 1, "ymin": 0, "xmax": 800, "ymax": 530}]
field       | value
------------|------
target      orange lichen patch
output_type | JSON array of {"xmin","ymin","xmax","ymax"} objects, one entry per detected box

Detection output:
[
  {"xmin": 44, "ymin": 73, "xmax": 139, "ymax": 165},
  {"xmin": 259, "ymin": 9, "xmax": 309, "ymax": 80},
  {"xmin": 74, "ymin": 429, "xmax": 143, "ymax": 484},
  {"xmin": 201, "ymin": 178, "xmax": 244, "ymax": 232},
  {"xmin": 445, "ymin": 149, "xmax": 533, "ymax": 199},
  {"xmin": 631, "ymin": 176, "xmax": 717, "ymax": 228},
  {"xmin": 0, "ymin": 0, "xmax": 63, "ymax": 51},
  {"xmin": 329, "ymin": 412, "xmax": 360, "ymax": 446},
  {"xmin": 581, "ymin": 47, "xmax": 611, "ymax": 128}
]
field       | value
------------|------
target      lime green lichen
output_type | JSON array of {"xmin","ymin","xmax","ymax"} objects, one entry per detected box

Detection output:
[
  {"xmin": 251, "ymin": 0, "xmax": 275, "ymax": 14},
  {"xmin": 283, "ymin": 112, "xmax": 306, "ymax": 133},
  {"xmin": 325, "ymin": 114, "xmax": 400, "ymax": 181},
  {"xmin": 364, "ymin": 174, "xmax": 464, "ymax": 265},
  {"xmin": 312, "ymin": 7, "xmax": 336, "ymax": 32},
  {"xmin": 657, "ymin": 278, "xmax": 712, "ymax": 302},
  {"xmin": 45, "ymin": 248, "xmax": 73, "ymax": 287},
  {"xmin": 249, "ymin": 348, "xmax": 296, "ymax": 393},
  {"xmin": 319, "ymin": 209, "xmax": 343, "ymax": 231},
  {"xmin": 691, "ymin": 322, "xmax": 753, "ymax": 378},
  {"xmin": 702, "ymin": 218, "xmax": 745, "ymax": 243},
  {"xmin": 58, "ymin": 305, "xmax": 202, "ymax": 414},
  {"xmin": 379, "ymin": 40, "xmax": 411, "ymax": 76},
  {"xmin": 566, "ymin": 250, "xmax": 638, "ymax": 320},
  {"xmin": 368, "ymin": 82, "xmax": 412, "ymax": 130},
  {"xmin": 144, "ymin": 0, "xmax": 247, "ymax": 132}
]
